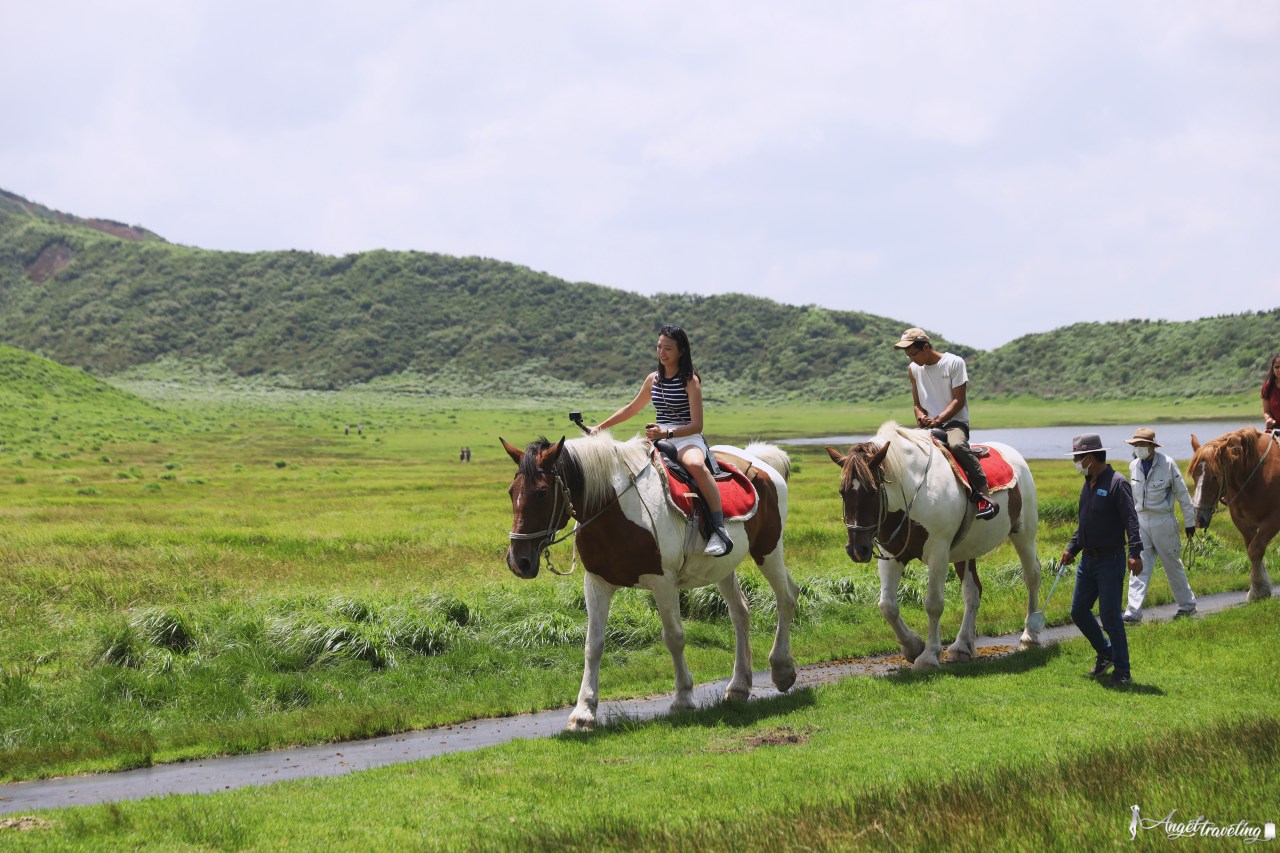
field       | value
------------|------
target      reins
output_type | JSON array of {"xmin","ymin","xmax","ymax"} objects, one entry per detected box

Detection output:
[
  {"xmin": 508, "ymin": 455, "xmax": 647, "ymax": 576},
  {"xmin": 843, "ymin": 436, "xmax": 933, "ymax": 562},
  {"xmin": 1196, "ymin": 430, "xmax": 1276, "ymax": 520}
]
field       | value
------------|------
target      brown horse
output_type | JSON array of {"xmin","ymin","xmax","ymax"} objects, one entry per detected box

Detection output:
[
  {"xmin": 1189, "ymin": 427, "xmax": 1280, "ymax": 602},
  {"xmin": 501, "ymin": 434, "xmax": 799, "ymax": 730}
]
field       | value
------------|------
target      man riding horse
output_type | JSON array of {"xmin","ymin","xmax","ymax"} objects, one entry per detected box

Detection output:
[{"xmin": 894, "ymin": 327, "xmax": 998, "ymax": 520}]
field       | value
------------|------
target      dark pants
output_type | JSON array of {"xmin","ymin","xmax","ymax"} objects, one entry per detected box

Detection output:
[
  {"xmin": 1070, "ymin": 549, "xmax": 1130, "ymax": 676},
  {"xmin": 941, "ymin": 421, "xmax": 989, "ymax": 497}
]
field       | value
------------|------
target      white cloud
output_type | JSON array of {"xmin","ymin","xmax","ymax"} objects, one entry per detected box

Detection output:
[{"xmin": 2, "ymin": 0, "xmax": 1276, "ymax": 349}]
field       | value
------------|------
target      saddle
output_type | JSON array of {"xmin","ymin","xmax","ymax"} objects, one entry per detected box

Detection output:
[
  {"xmin": 927, "ymin": 431, "xmax": 1017, "ymax": 494},
  {"xmin": 652, "ymin": 442, "xmax": 759, "ymax": 542}
]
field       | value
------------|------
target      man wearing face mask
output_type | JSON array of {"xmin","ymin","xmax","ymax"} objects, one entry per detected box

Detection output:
[
  {"xmin": 1061, "ymin": 434, "xmax": 1143, "ymax": 687},
  {"xmin": 1122, "ymin": 428, "xmax": 1197, "ymax": 623}
]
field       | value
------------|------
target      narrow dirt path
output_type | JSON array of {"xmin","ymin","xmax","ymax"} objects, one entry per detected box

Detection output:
[{"xmin": 0, "ymin": 587, "xmax": 1267, "ymax": 816}]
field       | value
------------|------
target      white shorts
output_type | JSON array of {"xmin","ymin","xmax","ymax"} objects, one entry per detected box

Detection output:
[{"xmin": 658, "ymin": 426, "xmax": 711, "ymax": 456}]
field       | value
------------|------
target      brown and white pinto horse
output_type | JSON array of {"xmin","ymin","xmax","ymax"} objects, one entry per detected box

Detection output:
[
  {"xmin": 501, "ymin": 433, "xmax": 799, "ymax": 731},
  {"xmin": 1189, "ymin": 427, "xmax": 1280, "ymax": 602},
  {"xmin": 827, "ymin": 422, "xmax": 1043, "ymax": 669}
]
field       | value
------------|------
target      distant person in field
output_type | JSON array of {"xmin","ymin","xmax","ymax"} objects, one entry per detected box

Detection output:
[
  {"xmin": 893, "ymin": 327, "xmax": 998, "ymax": 520},
  {"xmin": 1122, "ymin": 427, "xmax": 1197, "ymax": 623},
  {"xmin": 589, "ymin": 323, "xmax": 731, "ymax": 556},
  {"xmin": 460, "ymin": 447, "xmax": 466, "ymax": 462},
  {"xmin": 1263, "ymin": 353, "xmax": 1280, "ymax": 431},
  {"xmin": 1062, "ymin": 433, "xmax": 1143, "ymax": 688},
  {"xmin": 465, "ymin": 447, "xmax": 471, "ymax": 462}
]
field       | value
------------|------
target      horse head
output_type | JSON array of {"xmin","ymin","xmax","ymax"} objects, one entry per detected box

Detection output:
[
  {"xmin": 501, "ymin": 436, "xmax": 572, "ymax": 579},
  {"xmin": 827, "ymin": 441, "xmax": 890, "ymax": 563},
  {"xmin": 1188, "ymin": 433, "xmax": 1219, "ymax": 529}
]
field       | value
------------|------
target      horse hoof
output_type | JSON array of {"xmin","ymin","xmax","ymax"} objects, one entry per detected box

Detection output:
[
  {"xmin": 945, "ymin": 646, "xmax": 972, "ymax": 663},
  {"xmin": 911, "ymin": 656, "xmax": 939, "ymax": 671},
  {"xmin": 1248, "ymin": 587, "xmax": 1273, "ymax": 603},
  {"xmin": 565, "ymin": 710, "xmax": 596, "ymax": 732},
  {"xmin": 902, "ymin": 638, "xmax": 926, "ymax": 664},
  {"xmin": 670, "ymin": 696, "xmax": 696, "ymax": 714},
  {"xmin": 1019, "ymin": 632, "xmax": 1040, "ymax": 649},
  {"xmin": 771, "ymin": 666, "xmax": 797, "ymax": 693},
  {"xmin": 724, "ymin": 685, "xmax": 750, "ymax": 703}
]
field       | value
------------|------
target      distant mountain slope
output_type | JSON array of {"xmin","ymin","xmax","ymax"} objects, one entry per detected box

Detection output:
[
  {"xmin": 0, "ymin": 344, "xmax": 173, "ymax": 449},
  {"xmin": 1, "ymin": 188, "xmax": 1276, "ymax": 398},
  {"xmin": 977, "ymin": 313, "xmax": 1280, "ymax": 400}
]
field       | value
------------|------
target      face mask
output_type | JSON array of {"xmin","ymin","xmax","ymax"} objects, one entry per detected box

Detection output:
[
  {"xmin": 1134, "ymin": 447, "xmax": 1151, "ymax": 460},
  {"xmin": 1075, "ymin": 460, "xmax": 1088, "ymax": 475}
]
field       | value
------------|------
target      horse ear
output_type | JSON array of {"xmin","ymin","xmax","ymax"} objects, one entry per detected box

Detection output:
[
  {"xmin": 825, "ymin": 446, "xmax": 847, "ymax": 466},
  {"xmin": 500, "ymin": 438, "xmax": 525, "ymax": 465},
  {"xmin": 539, "ymin": 436, "xmax": 567, "ymax": 470},
  {"xmin": 1190, "ymin": 434, "xmax": 1201, "ymax": 452},
  {"xmin": 871, "ymin": 442, "xmax": 891, "ymax": 468}
]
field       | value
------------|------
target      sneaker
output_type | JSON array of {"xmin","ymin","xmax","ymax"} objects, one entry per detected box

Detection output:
[
  {"xmin": 1088, "ymin": 656, "xmax": 1113, "ymax": 677},
  {"xmin": 1108, "ymin": 672, "xmax": 1132, "ymax": 688},
  {"xmin": 974, "ymin": 497, "xmax": 1000, "ymax": 520},
  {"xmin": 1122, "ymin": 612, "xmax": 1141, "ymax": 624},
  {"xmin": 1173, "ymin": 606, "xmax": 1197, "ymax": 619},
  {"xmin": 703, "ymin": 531, "xmax": 729, "ymax": 557}
]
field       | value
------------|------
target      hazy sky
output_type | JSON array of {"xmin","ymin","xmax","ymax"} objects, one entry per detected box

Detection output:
[{"xmin": 3, "ymin": 1, "xmax": 1277, "ymax": 349}]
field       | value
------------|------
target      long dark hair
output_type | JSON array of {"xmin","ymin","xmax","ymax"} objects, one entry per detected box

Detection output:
[
  {"xmin": 1265, "ymin": 353, "xmax": 1280, "ymax": 397},
  {"xmin": 656, "ymin": 323, "xmax": 696, "ymax": 384}
]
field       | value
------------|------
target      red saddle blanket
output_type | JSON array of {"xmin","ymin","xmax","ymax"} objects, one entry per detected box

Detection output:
[
  {"xmin": 938, "ymin": 442, "xmax": 1017, "ymax": 493},
  {"xmin": 661, "ymin": 459, "xmax": 759, "ymax": 521}
]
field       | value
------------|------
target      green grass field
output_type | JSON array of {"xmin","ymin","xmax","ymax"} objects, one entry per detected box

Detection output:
[{"xmin": 1, "ymin": 382, "xmax": 1275, "ymax": 849}]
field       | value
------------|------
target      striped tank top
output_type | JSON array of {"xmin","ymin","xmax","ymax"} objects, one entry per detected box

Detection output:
[{"xmin": 651, "ymin": 372, "xmax": 692, "ymax": 425}]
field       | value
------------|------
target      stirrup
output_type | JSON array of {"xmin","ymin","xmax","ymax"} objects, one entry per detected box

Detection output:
[{"xmin": 975, "ymin": 497, "xmax": 999, "ymax": 520}]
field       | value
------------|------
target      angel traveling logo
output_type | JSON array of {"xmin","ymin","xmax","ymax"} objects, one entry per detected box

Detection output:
[{"xmin": 1129, "ymin": 804, "xmax": 1276, "ymax": 843}]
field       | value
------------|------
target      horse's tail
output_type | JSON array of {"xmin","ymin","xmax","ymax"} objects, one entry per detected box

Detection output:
[{"xmin": 741, "ymin": 442, "xmax": 791, "ymax": 482}]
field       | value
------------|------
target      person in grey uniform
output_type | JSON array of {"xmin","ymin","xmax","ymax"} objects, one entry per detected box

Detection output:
[{"xmin": 1123, "ymin": 427, "xmax": 1197, "ymax": 623}]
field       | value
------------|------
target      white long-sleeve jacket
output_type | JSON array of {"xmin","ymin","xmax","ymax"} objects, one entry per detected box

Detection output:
[{"xmin": 1128, "ymin": 450, "xmax": 1194, "ymax": 523}]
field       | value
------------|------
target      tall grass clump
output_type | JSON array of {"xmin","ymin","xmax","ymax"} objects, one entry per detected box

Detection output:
[{"xmin": 132, "ymin": 607, "xmax": 197, "ymax": 653}]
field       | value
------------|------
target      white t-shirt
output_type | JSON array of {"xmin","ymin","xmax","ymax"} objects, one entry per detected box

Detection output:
[{"xmin": 910, "ymin": 352, "xmax": 969, "ymax": 423}]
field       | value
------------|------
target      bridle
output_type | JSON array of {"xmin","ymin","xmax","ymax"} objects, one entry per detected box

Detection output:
[
  {"xmin": 1193, "ymin": 431, "xmax": 1275, "ymax": 520},
  {"xmin": 842, "ymin": 441, "xmax": 933, "ymax": 562},
  {"xmin": 508, "ymin": 457, "xmax": 644, "ymax": 576}
]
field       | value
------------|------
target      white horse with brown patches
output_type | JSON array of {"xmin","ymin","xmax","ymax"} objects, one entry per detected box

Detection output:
[
  {"xmin": 501, "ymin": 433, "xmax": 798, "ymax": 731},
  {"xmin": 827, "ymin": 422, "xmax": 1043, "ymax": 669}
]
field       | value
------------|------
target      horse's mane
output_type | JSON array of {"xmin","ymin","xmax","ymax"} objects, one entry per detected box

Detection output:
[
  {"xmin": 1189, "ymin": 426, "xmax": 1263, "ymax": 483},
  {"xmin": 840, "ymin": 421, "xmax": 932, "ymax": 491},
  {"xmin": 563, "ymin": 432, "xmax": 651, "ymax": 511},
  {"xmin": 878, "ymin": 421, "xmax": 934, "ymax": 486}
]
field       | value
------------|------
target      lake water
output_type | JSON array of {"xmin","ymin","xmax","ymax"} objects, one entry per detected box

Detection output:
[{"xmin": 778, "ymin": 420, "xmax": 1258, "ymax": 460}]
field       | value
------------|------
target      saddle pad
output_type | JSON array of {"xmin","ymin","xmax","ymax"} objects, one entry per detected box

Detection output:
[
  {"xmin": 662, "ymin": 459, "xmax": 758, "ymax": 521},
  {"xmin": 937, "ymin": 442, "xmax": 1017, "ymax": 493}
]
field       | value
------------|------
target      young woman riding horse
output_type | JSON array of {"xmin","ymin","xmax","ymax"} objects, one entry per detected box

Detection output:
[{"xmin": 589, "ymin": 324, "xmax": 731, "ymax": 556}]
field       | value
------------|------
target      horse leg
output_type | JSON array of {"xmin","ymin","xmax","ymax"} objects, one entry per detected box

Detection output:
[
  {"xmin": 1246, "ymin": 523, "xmax": 1277, "ymax": 602},
  {"xmin": 716, "ymin": 572, "xmax": 753, "ymax": 701},
  {"xmin": 912, "ymin": 554, "xmax": 949, "ymax": 670},
  {"xmin": 879, "ymin": 559, "xmax": 925, "ymax": 664},
  {"xmin": 567, "ymin": 572, "xmax": 616, "ymax": 731},
  {"xmin": 946, "ymin": 560, "xmax": 979, "ymax": 663},
  {"xmin": 650, "ymin": 579, "xmax": 696, "ymax": 713},
  {"xmin": 756, "ymin": 550, "xmax": 799, "ymax": 692},
  {"xmin": 1011, "ymin": 526, "xmax": 1043, "ymax": 647}
]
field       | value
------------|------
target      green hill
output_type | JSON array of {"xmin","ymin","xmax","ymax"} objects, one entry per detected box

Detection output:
[
  {"xmin": 1, "ymin": 188, "xmax": 1276, "ymax": 399},
  {"xmin": 0, "ymin": 344, "xmax": 174, "ymax": 451}
]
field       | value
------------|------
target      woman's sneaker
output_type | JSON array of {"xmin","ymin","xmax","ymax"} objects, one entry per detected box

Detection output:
[{"xmin": 704, "ymin": 529, "xmax": 732, "ymax": 557}]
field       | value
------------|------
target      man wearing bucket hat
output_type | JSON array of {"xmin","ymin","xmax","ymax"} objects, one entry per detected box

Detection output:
[
  {"xmin": 1123, "ymin": 427, "xmax": 1197, "ymax": 623},
  {"xmin": 1061, "ymin": 433, "xmax": 1143, "ymax": 687},
  {"xmin": 893, "ymin": 327, "xmax": 998, "ymax": 520}
]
